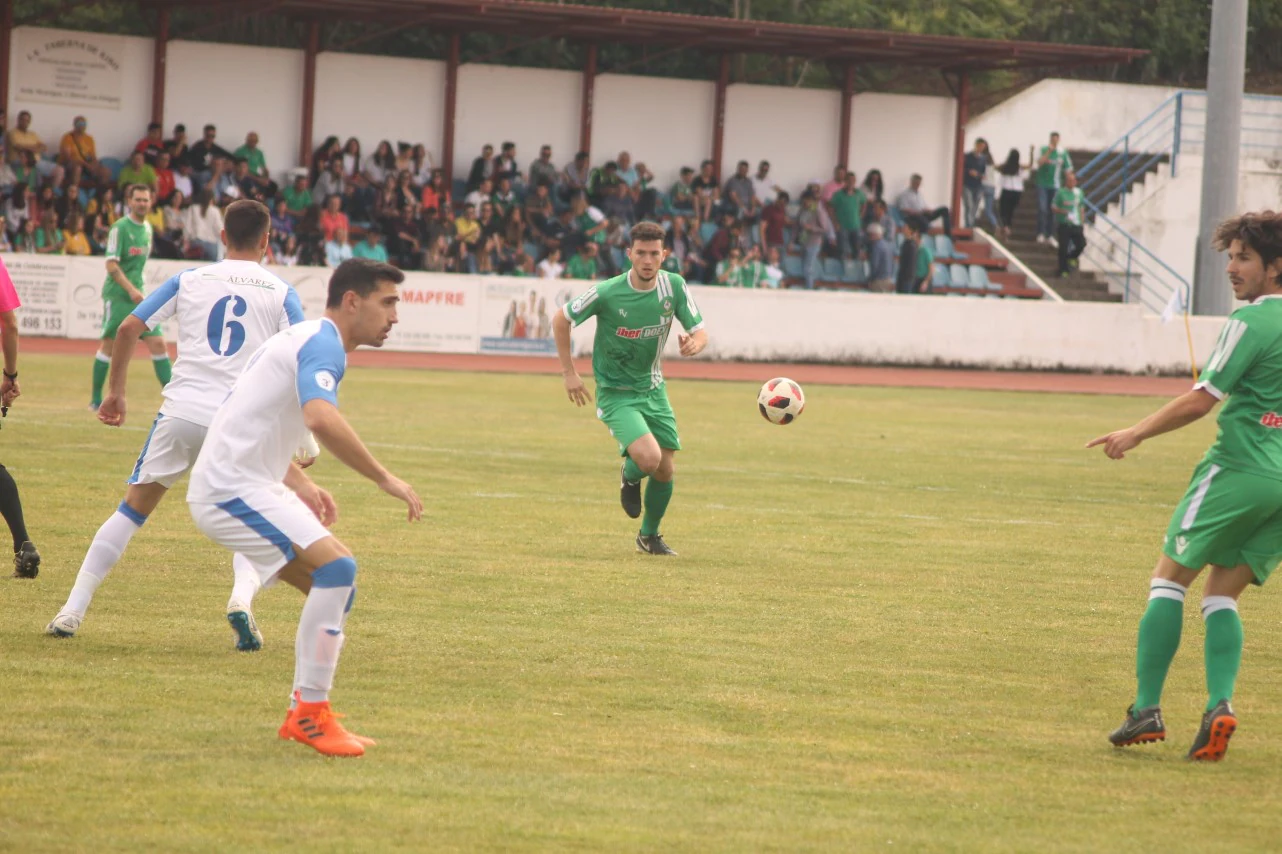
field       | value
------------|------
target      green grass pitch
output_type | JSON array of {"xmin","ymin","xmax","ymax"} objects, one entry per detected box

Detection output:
[{"xmin": 2, "ymin": 353, "xmax": 1281, "ymax": 852}]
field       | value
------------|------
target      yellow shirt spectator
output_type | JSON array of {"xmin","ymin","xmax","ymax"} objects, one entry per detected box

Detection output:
[
  {"xmin": 59, "ymin": 126, "xmax": 97, "ymax": 167},
  {"xmin": 63, "ymin": 229, "xmax": 92, "ymax": 256}
]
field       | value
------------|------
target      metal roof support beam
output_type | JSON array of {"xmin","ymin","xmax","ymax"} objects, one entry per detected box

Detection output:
[
  {"xmin": 298, "ymin": 21, "xmax": 319, "ymax": 169},
  {"xmin": 712, "ymin": 53, "xmax": 730, "ymax": 183},
  {"xmin": 579, "ymin": 42, "xmax": 598, "ymax": 159},
  {"xmin": 838, "ymin": 64, "xmax": 855, "ymax": 171},
  {"xmin": 442, "ymin": 31, "xmax": 460, "ymax": 189},
  {"xmin": 0, "ymin": 0, "xmax": 11, "ymax": 120},
  {"xmin": 151, "ymin": 6, "xmax": 170, "ymax": 127},
  {"xmin": 950, "ymin": 70, "xmax": 970, "ymax": 231}
]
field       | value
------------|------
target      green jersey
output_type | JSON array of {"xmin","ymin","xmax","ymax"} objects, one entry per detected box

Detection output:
[
  {"xmin": 564, "ymin": 271, "xmax": 705, "ymax": 393},
  {"xmin": 1035, "ymin": 147, "xmax": 1073, "ymax": 189},
  {"xmin": 915, "ymin": 243, "xmax": 934, "ymax": 281},
  {"xmin": 1053, "ymin": 187, "xmax": 1084, "ymax": 226},
  {"xmin": 831, "ymin": 188, "xmax": 867, "ymax": 231},
  {"xmin": 103, "ymin": 215, "xmax": 152, "ymax": 300},
  {"xmin": 1198, "ymin": 298, "xmax": 1282, "ymax": 479}
]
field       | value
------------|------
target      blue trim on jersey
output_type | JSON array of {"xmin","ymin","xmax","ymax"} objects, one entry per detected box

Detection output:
[
  {"xmin": 116, "ymin": 501, "xmax": 148, "ymax": 527},
  {"xmin": 131, "ymin": 272, "xmax": 184, "ymax": 327},
  {"xmin": 313, "ymin": 556, "xmax": 357, "ymax": 588},
  {"xmin": 345, "ymin": 586, "xmax": 356, "ymax": 613},
  {"xmin": 127, "ymin": 413, "xmax": 163, "ymax": 485},
  {"xmin": 283, "ymin": 286, "xmax": 305, "ymax": 325},
  {"xmin": 295, "ymin": 320, "xmax": 346, "ymax": 408},
  {"xmin": 215, "ymin": 498, "xmax": 297, "ymax": 561}
]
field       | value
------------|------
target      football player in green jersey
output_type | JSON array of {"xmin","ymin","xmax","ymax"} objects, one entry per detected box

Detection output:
[
  {"xmin": 1089, "ymin": 211, "xmax": 1282, "ymax": 761},
  {"xmin": 92, "ymin": 184, "xmax": 171, "ymax": 410},
  {"xmin": 554, "ymin": 221, "xmax": 708, "ymax": 556}
]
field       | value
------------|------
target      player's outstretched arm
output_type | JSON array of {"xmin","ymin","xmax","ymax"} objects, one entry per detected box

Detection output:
[
  {"xmin": 0, "ymin": 310, "xmax": 20, "ymax": 407},
  {"xmin": 302, "ymin": 399, "xmax": 422, "ymax": 521},
  {"xmin": 1086, "ymin": 388, "xmax": 1218, "ymax": 459},
  {"xmin": 553, "ymin": 311, "xmax": 592, "ymax": 406},
  {"xmin": 284, "ymin": 461, "xmax": 337, "ymax": 526},
  {"xmin": 678, "ymin": 328, "xmax": 708, "ymax": 358},
  {"xmin": 99, "ymin": 315, "xmax": 146, "ymax": 426}
]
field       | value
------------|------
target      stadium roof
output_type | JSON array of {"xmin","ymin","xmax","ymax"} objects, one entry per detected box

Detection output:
[{"xmin": 138, "ymin": 0, "xmax": 1146, "ymax": 73}]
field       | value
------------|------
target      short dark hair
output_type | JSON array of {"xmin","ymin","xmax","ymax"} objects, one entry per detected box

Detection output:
[
  {"xmin": 203, "ymin": 124, "xmax": 216, "ymax": 132},
  {"xmin": 904, "ymin": 215, "xmax": 927, "ymax": 236},
  {"xmin": 737, "ymin": 160, "xmax": 749, "ymax": 168},
  {"xmin": 326, "ymin": 258, "xmax": 405, "ymax": 308},
  {"xmin": 124, "ymin": 184, "xmax": 151, "ymax": 200},
  {"xmin": 629, "ymin": 221, "xmax": 666, "ymax": 245},
  {"xmin": 223, "ymin": 200, "xmax": 271, "ymax": 250},
  {"xmin": 148, "ymin": 121, "xmax": 162, "ymax": 131},
  {"xmin": 1214, "ymin": 211, "xmax": 1282, "ymax": 283}
]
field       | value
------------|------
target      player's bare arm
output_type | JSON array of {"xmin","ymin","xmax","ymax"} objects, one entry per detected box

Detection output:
[
  {"xmin": 283, "ymin": 461, "xmax": 338, "ymax": 527},
  {"xmin": 678, "ymin": 328, "xmax": 708, "ymax": 358},
  {"xmin": 98, "ymin": 314, "xmax": 148, "ymax": 426},
  {"xmin": 0, "ymin": 309, "xmax": 20, "ymax": 407},
  {"xmin": 105, "ymin": 259, "xmax": 144, "ymax": 304},
  {"xmin": 1086, "ymin": 388, "xmax": 1218, "ymax": 459},
  {"xmin": 552, "ymin": 310, "xmax": 592, "ymax": 406},
  {"xmin": 302, "ymin": 398, "xmax": 423, "ymax": 520}
]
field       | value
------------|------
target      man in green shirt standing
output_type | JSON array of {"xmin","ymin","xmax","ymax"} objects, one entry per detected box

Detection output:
[
  {"xmin": 1089, "ymin": 211, "xmax": 1282, "ymax": 762},
  {"xmin": 830, "ymin": 172, "xmax": 868, "ymax": 259},
  {"xmin": 566, "ymin": 242, "xmax": 599, "ymax": 280},
  {"xmin": 1052, "ymin": 171, "xmax": 1086, "ymax": 276},
  {"xmin": 554, "ymin": 221, "xmax": 708, "ymax": 556},
  {"xmin": 92, "ymin": 184, "xmax": 171, "ymax": 410},
  {"xmin": 1034, "ymin": 131, "xmax": 1073, "ymax": 243}
]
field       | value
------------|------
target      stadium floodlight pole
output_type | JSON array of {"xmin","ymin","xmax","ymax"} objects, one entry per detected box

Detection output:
[{"xmin": 1193, "ymin": 0, "xmax": 1249, "ymax": 316}]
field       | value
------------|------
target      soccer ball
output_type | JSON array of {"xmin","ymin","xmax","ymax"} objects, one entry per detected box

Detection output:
[{"xmin": 758, "ymin": 377, "xmax": 805, "ymax": 425}]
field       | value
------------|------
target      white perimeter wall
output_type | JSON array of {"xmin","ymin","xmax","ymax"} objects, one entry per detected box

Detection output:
[
  {"xmin": 6, "ymin": 27, "xmax": 155, "ymax": 168},
  {"xmin": 594, "ymin": 73, "xmax": 715, "ymax": 192},
  {"xmin": 314, "ymin": 53, "xmax": 446, "ymax": 167},
  {"xmin": 851, "ymin": 92, "xmax": 956, "ymax": 211},
  {"xmin": 724, "ymin": 83, "xmax": 842, "ymax": 199},
  {"xmin": 165, "ymin": 41, "xmax": 304, "ymax": 183},
  {"xmin": 455, "ymin": 65, "xmax": 581, "ymax": 184}
]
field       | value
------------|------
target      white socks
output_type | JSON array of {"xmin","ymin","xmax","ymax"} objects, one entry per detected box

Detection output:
[
  {"xmin": 294, "ymin": 557, "xmax": 357, "ymax": 705},
  {"xmin": 228, "ymin": 553, "xmax": 261, "ymax": 610},
  {"xmin": 62, "ymin": 508, "xmax": 143, "ymax": 617}
]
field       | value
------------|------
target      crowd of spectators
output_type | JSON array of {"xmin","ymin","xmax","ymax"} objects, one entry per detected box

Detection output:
[{"xmin": 0, "ymin": 107, "xmax": 972, "ymax": 291}]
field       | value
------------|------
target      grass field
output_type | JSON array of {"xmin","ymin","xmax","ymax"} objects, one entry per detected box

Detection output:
[{"xmin": 3, "ymin": 353, "xmax": 1282, "ymax": 852}]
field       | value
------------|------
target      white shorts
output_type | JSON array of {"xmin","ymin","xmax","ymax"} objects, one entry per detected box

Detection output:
[
  {"xmin": 189, "ymin": 485, "xmax": 330, "ymax": 584},
  {"xmin": 129, "ymin": 414, "xmax": 207, "ymax": 489}
]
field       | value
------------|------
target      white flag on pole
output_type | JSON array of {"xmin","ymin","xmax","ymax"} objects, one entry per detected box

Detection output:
[{"xmin": 1161, "ymin": 286, "xmax": 1186, "ymax": 324}]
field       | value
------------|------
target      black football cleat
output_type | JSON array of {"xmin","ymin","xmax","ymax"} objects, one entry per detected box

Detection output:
[
  {"xmin": 1109, "ymin": 705, "xmax": 1166, "ymax": 747},
  {"xmin": 620, "ymin": 463, "xmax": 642, "ymax": 519},
  {"xmin": 635, "ymin": 533, "xmax": 677, "ymax": 556},
  {"xmin": 13, "ymin": 541, "xmax": 40, "ymax": 579},
  {"xmin": 1187, "ymin": 700, "xmax": 1237, "ymax": 762}
]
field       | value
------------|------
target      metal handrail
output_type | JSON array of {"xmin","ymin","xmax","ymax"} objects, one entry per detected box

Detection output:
[{"xmin": 1078, "ymin": 199, "xmax": 1190, "ymax": 313}]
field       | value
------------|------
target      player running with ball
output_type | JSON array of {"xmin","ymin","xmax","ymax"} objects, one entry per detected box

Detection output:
[
  {"xmin": 554, "ymin": 221, "xmax": 707, "ymax": 556},
  {"xmin": 1089, "ymin": 211, "xmax": 1282, "ymax": 761}
]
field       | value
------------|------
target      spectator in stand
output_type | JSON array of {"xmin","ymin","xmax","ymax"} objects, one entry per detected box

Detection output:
[
  {"xmin": 537, "ymin": 247, "xmax": 564, "ymax": 279},
  {"xmin": 467, "ymin": 143, "xmax": 495, "ymax": 192},
  {"xmin": 478, "ymin": 201, "xmax": 504, "ymax": 245},
  {"xmin": 723, "ymin": 160, "xmax": 759, "ymax": 220},
  {"xmin": 601, "ymin": 181, "xmax": 636, "ymax": 231},
  {"xmin": 270, "ymin": 197, "xmax": 294, "ymax": 246},
  {"xmin": 704, "ymin": 211, "xmax": 737, "ymax": 266},
  {"xmin": 0, "ymin": 216, "xmax": 12, "ymax": 252},
  {"xmin": 12, "ymin": 152, "xmax": 37, "ymax": 195},
  {"xmin": 529, "ymin": 145, "xmax": 558, "ymax": 191},
  {"xmin": 162, "ymin": 190, "xmax": 187, "ymax": 245},
  {"xmin": 492, "ymin": 176, "xmax": 517, "ymax": 218},
  {"xmin": 283, "ymin": 174, "xmax": 313, "ymax": 217},
  {"xmin": 325, "ymin": 226, "xmax": 354, "ymax": 268},
  {"xmin": 831, "ymin": 172, "xmax": 868, "ymax": 259},
  {"xmin": 1034, "ymin": 131, "xmax": 1073, "ymax": 244},
  {"xmin": 340, "ymin": 137, "xmax": 375, "ymax": 218},
  {"xmin": 763, "ymin": 246, "xmax": 784, "ymax": 288},
  {"xmin": 451, "ymin": 236, "xmax": 477, "ymax": 274},
  {"xmin": 394, "ymin": 170, "xmax": 417, "ymax": 212},
  {"xmin": 58, "ymin": 116, "xmax": 97, "ymax": 171},
  {"xmin": 172, "ymin": 159, "xmax": 194, "ymax": 202},
  {"xmin": 164, "ymin": 123, "xmax": 188, "ymax": 166},
  {"xmin": 353, "ymin": 229, "xmax": 389, "ymax": 263},
  {"xmin": 740, "ymin": 245, "xmax": 768, "ymax": 288},
  {"xmin": 34, "ymin": 209, "xmax": 65, "ymax": 255},
  {"xmin": 493, "ymin": 142, "xmax": 519, "ymax": 185},
  {"xmin": 895, "ymin": 217, "xmax": 922, "ymax": 294},
  {"xmin": 893, "ymin": 174, "xmax": 952, "ymax": 237},
  {"xmin": 373, "ymin": 176, "xmax": 399, "ymax": 224},
  {"xmin": 277, "ymin": 234, "xmax": 301, "ymax": 266},
  {"xmin": 455, "ymin": 203, "xmax": 482, "ymax": 252},
  {"xmin": 669, "ymin": 167, "xmax": 696, "ymax": 216},
  {"xmin": 426, "ymin": 203, "xmax": 455, "ymax": 246},
  {"xmin": 185, "ymin": 124, "xmax": 233, "ymax": 189},
  {"xmin": 388, "ymin": 203, "xmax": 425, "ymax": 268},
  {"xmin": 62, "ymin": 211, "xmax": 92, "ymax": 256},
  {"xmin": 615, "ymin": 151, "xmax": 638, "ymax": 190},
  {"xmin": 85, "ymin": 185, "xmax": 117, "ymax": 250},
  {"xmin": 524, "ymin": 183, "xmax": 554, "ymax": 234},
  {"xmin": 796, "ymin": 192, "xmax": 826, "ymax": 290},
  {"xmin": 1053, "ymin": 171, "xmax": 1087, "ymax": 277},
  {"xmin": 465, "ymin": 177, "xmax": 492, "ymax": 211},
  {"xmin": 563, "ymin": 151, "xmax": 591, "ymax": 201},
  {"xmin": 587, "ymin": 161, "xmax": 622, "ymax": 207},
  {"xmin": 866, "ymin": 223, "xmax": 894, "ymax": 292},
  {"xmin": 57, "ymin": 164, "xmax": 90, "ymax": 216},
  {"xmin": 424, "ymin": 235, "xmax": 450, "ymax": 273},
  {"xmin": 318, "ymin": 194, "xmax": 350, "ymax": 242},
  {"xmin": 7, "ymin": 111, "xmax": 63, "ymax": 187},
  {"xmin": 117, "ymin": 150, "xmax": 158, "ymax": 196},
  {"xmin": 758, "ymin": 191, "xmax": 789, "ymax": 253},
  {"xmin": 691, "ymin": 160, "xmax": 718, "ymax": 222},
  {"xmin": 962, "ymin": 138, "xmax": 988, "ymax": 229},
  {"xmin": 716, "ymin": 246, "xmax": 745, "ymax": 286},
  {"xmin": 866, "ymin": 198, "xmax": 896, "ymax": 243},
  {"xmin": 821, "ymin": 166, "xmax": 847, "ymax": 204},
  {"xmin": 212, "ymin": 159, "xmax": 242, "ymax": 204},
  {"xmin": 153, "ymin": 151, "xmax": 176, "ymax": 204},
  {"xmin": 394, "ymin": 142, "xmax": 414, "ymax": 175},
  {"xmin": 313, "ymin": 158, "xmax": 346, "ymax": 207},
  {"xmin": 182, "ymin": 190, "xmax": 223, "ymax": 260},
  {"xmin": 862, "ymin": 168, "xmax": 885, "ymax": 207},
  {"xmin": 752, "ymin": 160, "xmax": 781, "ymax": 206},
  {"xmin": 566, "ymin": 241, "xmax": 598, "ymax": 280},
  {"xmin": 631, "ymin": 161, "xmax": 655, "ymax": 203},
  {"xmin": 234, "ymin": 131, "xmax": 278, "ymax": 198},
  {"xmin": 980, "ymin": 146, "xmax": 1001, "ymax": 233},
  {"xmin": 0, "ymin": 158, "xmax": 15, "ymax": 198},
  {"xmin": 570, "ymin": 193, "xmax": 610, "ymax": 257},
  {"xmin": 309, "ymin": 136, "xmax": 340, "ymax": 184},
  {"xmin": 996, "ymin": 147, "xmax": 1027, "ymax": 241},
  {"xmin": 364, "ymin": 140, "xmax": 395, "ymax": 189},
  {"xmin": 135, "ymin": 122, "xmax": 165, "ymax": 165},
  {"xmin": 13, "ymin": 218, "xmax": 38, "ymax": 253},
  {"xmin": 411, "ymin": 144, "xmax": 434, "ymax": 188}
]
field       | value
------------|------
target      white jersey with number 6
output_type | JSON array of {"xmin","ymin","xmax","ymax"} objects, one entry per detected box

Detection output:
[{"xmin": 132, "ymin": 259, "xmax": 305, "ymax": 427}]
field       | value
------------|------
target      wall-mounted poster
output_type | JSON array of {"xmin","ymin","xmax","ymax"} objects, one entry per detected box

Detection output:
[{"xmin": 14, "ymin": 29, "xmax": 125, "ymax": 110}]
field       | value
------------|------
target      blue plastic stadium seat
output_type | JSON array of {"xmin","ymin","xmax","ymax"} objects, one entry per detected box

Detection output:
[
  {"xmin": 699, "ymin": 221, "xmax": 718, "ymax": 244},
  {"xmin": 100, "ymin": 157, "xmax": 124, "ymax": 182},
  {"xmin": 452, "ymin": 178, "xmax": 467, "ymax": 201},
  {"xmin": 936, "ymin": 235, "xmax": 959, "ymax": 260},
  {"xmin": 967, "ymin": 265, "xmax": 990, "ymax": 289},
  {"xmin": 949, "ymin": 263, "xmax": 969, "ymax": 288},
  {"xmin": 523, "ymin": 241, "xmax": 541, "ymax": 260},
  {"xmin": 821, "ymin": 257, "xmax": 844, "ymax": 280},
  {"xmin": 931, "ymin": 266, "xmax": 950, "ymax": 288},
  {"xmin": 842, "ymin": 260, "xmax": 868, "ymax": 284},
  {"xmin": 783, "ymin": 255, "xmax": 805, "ymax": 279}
]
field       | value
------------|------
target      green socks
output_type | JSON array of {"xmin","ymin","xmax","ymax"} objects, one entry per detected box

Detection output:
[
  {"xmin": 1203, "ymin": 598, "xmax": 1243, "ymax": 711},
  {"xmin": 91, "ymin": 353, "xmax": 110, "ymax": 406},
  {"xmin": 623, "ymin": 457, "xmax": 647, "ymax": 483},
  {"xmin": 640, "ymin": 478, "xmax": 673, "ymax": 537},
  {"xmin": 1133, "ymin": 579, "xmax": 1186, "ymax": 710},
  {"xmin": 152, "ymin": 354, "xmax": 172, "ymax": 386}
]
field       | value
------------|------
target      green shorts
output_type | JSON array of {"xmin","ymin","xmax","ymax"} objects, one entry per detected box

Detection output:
[
  {"xmin": 596, "ymin": 385, "xmax": 681, "ymax": 457},
  {"xmin": 1163, "ymin": 459, "xmax": 1282, "ymax": 584},
  {"xmin": 102, "ymin": 297, "xmax": 162, "ymax": 340}
]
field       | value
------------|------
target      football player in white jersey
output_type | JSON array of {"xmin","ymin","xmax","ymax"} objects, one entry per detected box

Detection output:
[
  {"xmin": 187, "ymin": 258, "xmax": 421, "ymax": 757},
  {"xmin": 47, "ymin": 200, "xmax": 305, "ymax": 647}
]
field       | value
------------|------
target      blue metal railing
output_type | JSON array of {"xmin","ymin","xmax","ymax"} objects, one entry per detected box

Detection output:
[{"xmin": 1078, "ymin": 199, "xmax": 1190, "ymax": 315}]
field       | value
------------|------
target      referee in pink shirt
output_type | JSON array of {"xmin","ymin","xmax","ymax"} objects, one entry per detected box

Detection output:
[{"xmin": 0, "ymin": 255, "xmax": 40, "ymax": 578}]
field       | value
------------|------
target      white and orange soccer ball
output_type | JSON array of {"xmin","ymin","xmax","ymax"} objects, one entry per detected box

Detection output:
[{"xmin": 758, "ymin": 377, "xmax": 805, "ymax": 425}]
